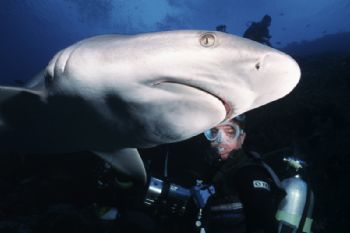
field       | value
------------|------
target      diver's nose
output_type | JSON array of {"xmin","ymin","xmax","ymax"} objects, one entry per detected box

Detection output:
[{"xmin": 216, "ymin": 131, "xmax": 224, "ymax": 143}]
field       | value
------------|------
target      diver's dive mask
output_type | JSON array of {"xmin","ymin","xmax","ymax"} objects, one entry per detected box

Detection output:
[{"xmin": 204, "ymin": 121, "xmax": 243, "ymax": 144}]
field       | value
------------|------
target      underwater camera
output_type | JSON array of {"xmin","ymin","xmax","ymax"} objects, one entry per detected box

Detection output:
[
  {"xmin": 143, "ymin": 177, "xmax": 215, "ymax": 216},
  {"xmin": 143, "ymin": 177, "xmax": 192, "ymax": 215}
]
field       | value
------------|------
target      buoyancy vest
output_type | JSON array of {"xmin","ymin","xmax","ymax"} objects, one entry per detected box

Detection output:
[{"xmin": 203, "ymin": 149, "xmax": 285, "ymax": 233}]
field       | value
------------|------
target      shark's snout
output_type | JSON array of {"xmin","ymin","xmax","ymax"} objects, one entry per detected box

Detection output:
[
  {"xmin": 249, "ymin": 51, "xmax": 301, "ymax": 109},
  {"xmin": 264, "ymin": 52, "xmax": 300, "ymax": 77},
  {"xmin": 269, "ymin": 52, "xmax": 301, "ymax": 89}
]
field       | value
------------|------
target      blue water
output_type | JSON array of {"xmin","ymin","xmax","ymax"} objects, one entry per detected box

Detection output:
[{"xmin": 1, "ymin": 0, "xmax": 349, "ymax": 85}]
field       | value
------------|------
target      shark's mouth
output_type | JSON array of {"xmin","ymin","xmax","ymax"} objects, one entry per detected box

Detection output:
[{"xmin": 152, "ymin": 81, "xmax": 233, "ymax": 121}]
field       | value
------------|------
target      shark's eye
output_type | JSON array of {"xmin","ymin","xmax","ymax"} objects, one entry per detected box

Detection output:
[{"xmin": 199, "ymin": 33, "xmax": 216, "ymax": 47}]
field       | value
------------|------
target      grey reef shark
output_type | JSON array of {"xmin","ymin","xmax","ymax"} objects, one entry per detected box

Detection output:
[{"xmin": 0, "ymin": 30, "xmax": 300, "ymax": 185}]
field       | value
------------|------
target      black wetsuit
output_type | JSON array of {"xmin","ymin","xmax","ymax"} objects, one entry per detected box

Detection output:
[
  {"xmin": 243, "ymin": 22, "xmax": 271, "ymax": 46},
  {"xmin": 204, "ymin": 149, "xmax": 281, "ymax": 233}
]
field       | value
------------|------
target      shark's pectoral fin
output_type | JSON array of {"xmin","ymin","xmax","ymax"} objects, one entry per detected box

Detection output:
[
  {"xmin": 0, "ymin": 85, "xmax": 44, "ymax": 103},
  {"xmin": 0, "ymin": 86, "xmax": 45, "ymax": 131},
  {"xmin": 94, "ymin": 148, "xmax": 147, "ymax": 186}
]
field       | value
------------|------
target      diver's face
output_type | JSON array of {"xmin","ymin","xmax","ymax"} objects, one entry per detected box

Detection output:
[{"xmin": 207, "ymin": 122, "xmax": 246, "ymax": 160}]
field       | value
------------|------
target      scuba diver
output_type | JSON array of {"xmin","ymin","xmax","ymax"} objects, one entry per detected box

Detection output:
[
  {"xmin": 243, "ymin": 14, "xmax": 272, "ymax": 46},
  {"xmin": 200, "ymin": 115, "xmax": 282, "ymax": 233},
  {"xmin": 142, "ymin": 115, "xmax": 315, "ymax": 233},
  {"xmin": 197, "ymin": 115, "xmax": 314, "ymax": 233}
]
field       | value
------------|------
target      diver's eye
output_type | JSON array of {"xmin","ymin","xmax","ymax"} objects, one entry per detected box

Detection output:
[{"xmin": 199, "ymin": 33, "xmax": 216, "ymax": 47}]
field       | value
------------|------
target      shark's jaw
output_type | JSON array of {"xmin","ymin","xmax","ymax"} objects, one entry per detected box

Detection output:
[{"xmin": 152, "ymin": 80, "xmax": 233, "ymax": 122}]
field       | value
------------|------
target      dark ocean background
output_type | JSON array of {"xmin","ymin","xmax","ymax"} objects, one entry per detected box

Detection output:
[{"xmin": 1, "ymin": 1, "xmax": 350, "ymax": 233}]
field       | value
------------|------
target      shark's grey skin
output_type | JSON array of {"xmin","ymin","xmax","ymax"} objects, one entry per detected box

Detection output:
[{"xmin": 0, "ymin": 30, "xmax": 300, "ymax": 184}]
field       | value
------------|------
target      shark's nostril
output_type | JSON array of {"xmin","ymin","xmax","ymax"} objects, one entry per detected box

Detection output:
[{"xmin": 255, "ymin": 62, "xmax": 261, "ymax": 70}]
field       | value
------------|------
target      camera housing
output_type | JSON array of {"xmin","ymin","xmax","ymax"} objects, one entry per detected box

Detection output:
[{"xmin": 144, "ymin": 177, "xmax": 192, "ymax": 216}]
